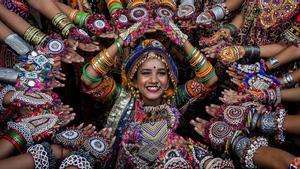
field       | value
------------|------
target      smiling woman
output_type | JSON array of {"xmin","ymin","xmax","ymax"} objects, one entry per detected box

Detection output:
[{"xmin": 79, "ymin": 16, "xmax": 228, "ymax": 167}]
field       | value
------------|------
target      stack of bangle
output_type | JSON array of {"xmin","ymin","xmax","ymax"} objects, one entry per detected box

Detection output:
[
  {"xmin": 162, "ymin": 0, "xmax": 177, "ymax": 11},
  {"xmin": 90, "ymin": 49, "xmax": 114, "ymax": 76},
  {"xmin": 106, "ymin": 0, "xmax": 123, "ymax": 14},
  {"xmin": 211, "ymin": 3, "xmax": 229, "ymax": 21},
  {"xmin": 0, "ymin": 129, "xmax": 27, "ymax": 152},
  {"xmin": 51, "ymin": 12, "xmax": 75, "ymax": 38},
  {"xmin": 244, "ymin": 46, "xmax": 260, "ymax": 60},
  {"xmin": 127, "ymin": 0, "xmax": 146, "ymax": 8},
  {"xmin": 188, "ymin": 48, "xmax": 215, "ymax": 83},
  {"xmin": 223, "ymin": 23, "xmax": 238, "ymax": 37},
  {"xmin": 23, "ymin": 26, "xmax": 49, "ymax": 46},
  {"xmin": 73, "ymin": 11, "xmax": 91, "ymax": 28},
  {"xmin": 283, "ymin": 73, "xmax": 294, "ymax": 87}
]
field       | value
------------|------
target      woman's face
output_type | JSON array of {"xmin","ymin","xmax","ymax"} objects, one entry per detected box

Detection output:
[{"xmin": 135, "ymin": 58, "xmax": 169, "ymax": 106}]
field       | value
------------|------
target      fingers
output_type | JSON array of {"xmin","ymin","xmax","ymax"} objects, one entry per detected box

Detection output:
[
  {"xmin": 190, "ymin": 117, "xmax": 208, "ymax": 137},
  {"xmin": 82, "ymin": 124, "xmax": 96, "ymax": 136},
  {"xmin": 231, "ymin": 78, "xmax": 242, "ymax": 86},
  {"xmin": 76, "ymin": 123, "xmax": 84, "ymax": 130},
  {"xmin": 205, "ymin": 104, "xmax": 220, "ymax": 117}
]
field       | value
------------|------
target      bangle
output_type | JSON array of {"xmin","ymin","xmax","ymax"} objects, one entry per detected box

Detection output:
[
  {"xmin": 244, "ymin": 46, "xmax": 260, "ymax": 60},
  {"xmin": 4, "ymin": 33, "xmax": 32, "ymax": 55},
  {"xmin": 283, "ymin": 73, "xmax": 294, "ymax": 86},
  {"xmin": 82, "ymin": 63, "xmax": 103, "ymax": 83},
  {"xmin": 268, "ymin": 57, "xmax": 280, "ymax": 69},
  {"xmin": 199, "ymin": 70, "xmax": 216, "ymax": 83},
  {"xmin": 27, "ymin": 144, "xmax": 50, "ymax": 169},
  {"xmin": 223, "ymin": 23, "xmax": 238, "ymax": 37},
  {"xmin": 68, "ymin": 9, "xmax": 79, "ymax": 21},
  {"xmin": 59, "ymin": 154, "xmax": 92, "ymax": 169},
  {"xmin": 187, "ymin": 47, "xmax": 197, "ymax": 60},
  {"xmin": 115, "ymin": 38, "xmax": 123, "ymax": 55},
  {"xmin": 211, "ymin": 5, "xmax": 225, "ymax": 21}
]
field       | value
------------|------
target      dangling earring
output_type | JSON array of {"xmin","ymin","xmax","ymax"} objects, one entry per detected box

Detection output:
[{"xmin": 134, "ymin": 89, "xmax": 140, "ymax": 99}]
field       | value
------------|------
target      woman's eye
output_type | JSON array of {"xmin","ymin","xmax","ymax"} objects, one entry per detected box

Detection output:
[
  {"xmin": 158, "ymin": 71, "xmax": 167, "ymax": 75},
  {"xmin": 141, "ymin": 72, "xmax": 151, "ymax": 75}
]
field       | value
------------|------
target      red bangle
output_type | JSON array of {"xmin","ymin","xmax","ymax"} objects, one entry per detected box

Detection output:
[{"xmin": 0, "ymin": 135, "xmax": 21, "ymax": 153}]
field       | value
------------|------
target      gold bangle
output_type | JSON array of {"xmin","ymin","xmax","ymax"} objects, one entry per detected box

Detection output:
[
  {"xmin": 103, "ymin": 49, "xmax": 114, "ymax": 64},
  {"xmin": 28, "ymin": 29, "xmax": 40, "ymax": 44},
  {"xmin": 98, "ymin": 52, "xmax": 111, "ymax": 67},
  {"xmin": 52, "ymin": 13, "xmax": 65, "ymax": 25},
  {"xmin": 196, "ymin": 62, "xmax": 213, "ymax": 77},
  {"xmin": 61, "ymin": 23, "xmax": 74, "ymax": 37},
  {"xmin": 189, "ymin": 50, "xmax": 201, "ymax": 65},
  {"xmin": 68, "ymin": 9, "xmax": 79, "ymax": 21},
  {"xmin": 91, "ymin": 57, "xmax": 107, "ymax": 75},
  {"xmin": 191, "ymin": 52, "xmax": 204, "ymax": 67},
  {"xmin": 24, "ymin": 26, "xmax": 38, "ymax": 42},
  {"xmin": 31, "ymin": 32, "xmax": 47, "ymax": 46}
]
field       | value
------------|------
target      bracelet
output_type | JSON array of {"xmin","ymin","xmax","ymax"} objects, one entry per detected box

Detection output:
[
  {"xmin": 40, "ymin": 142, "xmax": 56, "ymax": 169},
  {"xmin": 242, "ymin": 137, "xmax": 268, "ymax": 168},
  {"xmin": 59, "ymin": 154, "xmax": 92, "ymax": 169},
  {"xmin": 283, "ymin": 73, "xmax": 294, "ymax": 86},
  {"xmin": 244, "ymin": 46, "xmax": 260, "ymax": 60},
  {"xmin": 68, "ymin": 9, "xmax": 79, "ymax": 21},
  {"xmin": 223, "ymin": 23, "xmax": 238, "ymax": 37},
  {"xmin": 211, "ymin": 5, "xmax": 225, "ymax": 21},
  {"xmin": 82, "ymin": 63, "xmax": 103, "ymax": 83},
  {"xmin": 187, "ymin": 48, "xmax": 197, "ymax": 60},
  {"xmin": 27, "ymin": 144, "xmax": 50, "ymax": 169},
  {"xmin": 7, "ymin": 121, "xmax": 34, "ymax": 147},
  {"xmin": 4, "ymin": 33, "xmax": 32, "ymax": 55},
  {"xmin": 276, "ymin": 108, "xmax": 286, "ymax": 143},
  {"xmin": 5, "ymin": 129, "xmax": 26, "ymax": 152},
  {"xmin": 206, "ymin": 157, "xmax": 222, "ymax": 168},
  {"xmin": 268, "ymin": 57, "xmax": 280, "ymax": 69},
  {"xmin": 0, "ymin": 85, "xmax": 16, "ymax": 111},
  {"xmin": 115, "ymin": 38, "xmax": 123, "ymax": 55}
]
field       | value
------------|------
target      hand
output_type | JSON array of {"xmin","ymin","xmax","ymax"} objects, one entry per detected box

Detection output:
[
  {"xmin": 201, "ymin": 40, "xmax": 229, "ymax": 59},
  {"xmin": 155, "ymin": 17, "xmax": 188, "ymax": 46},
  {"xmin": 119, "ymin": 18, "xmax": 151, "ymax": 46},
  {"xmin": 77, "ymin": 41, "xmax": 101, "ymax": 52},
  {"xmin": 199, "ymin": 29, "xmax": 232, "ymax": 47},
  {"xmin": 86, "ymin": 14, "xmax": 113, "ymax": 37},
  {"xmin": 58, "ymin": 104, "xmax": 75, "ymax": 127},
  {"xmin": 217, "ymin": 45, "xmax": 245, "ymax": 64},
  {"xmin": 219, "ymin": 89, "xmax": 245, "ymax": 104}
]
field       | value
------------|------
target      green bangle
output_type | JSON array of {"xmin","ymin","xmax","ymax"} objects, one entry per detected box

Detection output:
[
  {"xmin": 109, "ymin": 4, "xmax": 123, "ymax": 14},
  {"xmin": 74, "ymin": 11, "xmax": 86, "ymax": 26},
  {"xmin": 199, "ymin": 70, "xmax": 216, "ymax": 83},
  {"xmin": 82, "ymin": 63, "xmax": 103, "ymax": 83},
  {"xmin": 187, "ymin": 47, "xmax": 197, "ymax": 60},
  {"xmin": 6, "ymin": 130, "xmax": 26, "ymax": 151},
  {"xmin": 79, "ymin": 13, "xmax": 90, "ymax": 28},
  {"xmin": 195, "ymin": 58, "xmax": 207, "ymax": 72},
  {"xmin": 115, "ymin": 38, "xmax": 123, "ymax": 55}
]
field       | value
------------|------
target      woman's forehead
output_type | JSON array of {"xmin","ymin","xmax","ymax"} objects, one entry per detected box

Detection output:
[{"xmin": 139, "ymin": 58, "xmax": 167, "ymax": 69}]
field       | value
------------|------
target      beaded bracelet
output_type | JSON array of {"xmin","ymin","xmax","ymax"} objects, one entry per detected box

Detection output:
[
  {"xmin": 242, "ymin": 137, "xmax": 268, "ymax": 168},
  {"xmin": 40, "ymin": 142, "xmax": 56, "ymax": 169},
  {"xmin": 82, "ymin": 63, "xmax": 103, "ymax": 83},
  {"xmin": 27, "ymin": 144, "xmax": 50, "ymax": 169},
  {"xmin": 59, "ymin": 154, "xmax": 92, "ymax": 169}
]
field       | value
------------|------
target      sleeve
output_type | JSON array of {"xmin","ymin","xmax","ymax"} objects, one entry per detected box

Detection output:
[{"xmin": 82, "ymin": 76, "xmax": 122, "ymax": 103}]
